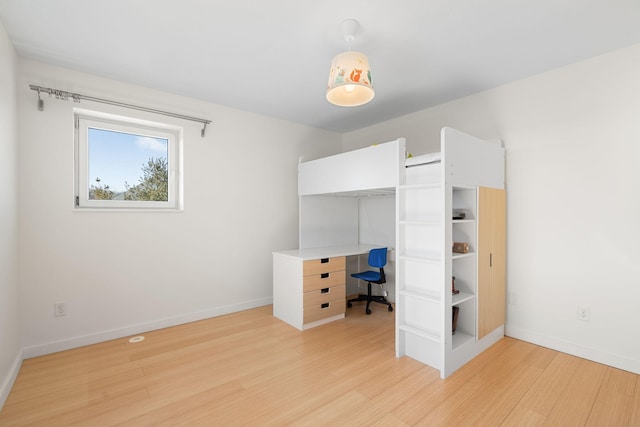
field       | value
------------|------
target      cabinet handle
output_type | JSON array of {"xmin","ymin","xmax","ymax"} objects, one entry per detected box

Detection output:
[
  {"xmin": 321, "ymin": 273, "xmax": 329, "ymax": 279},
  {"xmin": 320, "ymin": 258, "xmax": 329, "ymax": 263},
  {"xmin": 321, "ymin": 288, "xmax": 329, "ymax": 293},
  {"xmin": 490, "ymin": 253, "xmax": 492, "ymax": 267},
  {"xmin": 321, "ymin": 303, "xmax": 330, "ymax": 309}
]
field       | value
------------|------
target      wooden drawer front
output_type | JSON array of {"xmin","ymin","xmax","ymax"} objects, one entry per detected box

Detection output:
[
  {"xmin": 303, "ymin": 299, "xmax": 346, "ymax": 324},
  {"xmin": 304, "ymin": 285, "xmax": 346, "ymax": 307},
  {"xmin": 303, "ymin": 257, "xmax": 346, "ymax": 276},
  {"xmin": 303, "ymin": 271, "xmax": 345, "ymax": 292}
]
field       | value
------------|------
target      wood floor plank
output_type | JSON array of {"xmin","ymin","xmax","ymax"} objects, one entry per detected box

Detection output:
[
  {"xmin": 332, "ymin": 366, "xmax": 440, "ymax": 426},
  {"xmin": 371, "ymin": 412, "xmax": 412, "ymax": 426},
  {"xmin": 586, "ymin": 366, "xmax": 637, "ymax": 426},
  {"xmin": 4, "ymin": 364, "xmax": 145, "ymax": 405},
  {"xmin": 632, "ymin": 376, "xmax": 640, "ymax": 426},
  {"xmin": 107, "ymin": 380, "xmax": 246, "ymax": 427},
  {"xmin": 543, "ymin": 358, "xmax": 607, "ymax": 426},
  {"xmin": 517, "ymin": 351, "xmax": 581, "ymax": 417},
  {"xmin": 500, "ymin": 406, "xmax": 547, "ymax": 426},
  {"xmin": 349, "ymin": 353, "xmax": 429, "ymax": 400},
  {"xmin": 458, "ymin": 363, "xmax": 546, "ymax": 425},
  {"xmin": 391, "ymin": 368, "xmax": 478, "ymax": 425},
  {"xmin": 1, "ymin": 305, "xmax": 638, "ymax": 426},
  {"xmin": 412, "ymin": 377, "xmax": 485, "ymax": 426},
  {"xmin": 284, "ymin": 389, "xmax": 369, "ymax": 426}
]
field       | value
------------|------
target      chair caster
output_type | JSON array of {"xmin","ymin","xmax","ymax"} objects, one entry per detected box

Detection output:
[
  {"xmin": 388, "ymin": 305, "xmax": 393, "ymax": 312},
  {"xmin": 347, "ymin": 302, "xmax": 352, "ymax": 308},
  {"xmin": 366, "ymin": 308, "xmax": 372, "ymax": 315}
]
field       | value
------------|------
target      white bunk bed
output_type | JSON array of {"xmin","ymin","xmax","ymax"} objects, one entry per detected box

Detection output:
[{"xmin": 273, "ymin": 127, "xmax": 505, "ymax": 378}]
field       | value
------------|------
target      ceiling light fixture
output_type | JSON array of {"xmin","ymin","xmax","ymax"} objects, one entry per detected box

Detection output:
[{"xmin": 326, "ymin": 19, "xmax": 374, "ymax": 107}]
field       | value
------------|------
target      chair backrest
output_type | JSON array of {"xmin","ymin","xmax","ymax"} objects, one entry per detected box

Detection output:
[
  {"xmin": 368, "ymin": 247, "xmax": 387, "ymax": 284},
  {"xmin": 368, "ymin": 247, "xmax": 387, "ymax": 268}
]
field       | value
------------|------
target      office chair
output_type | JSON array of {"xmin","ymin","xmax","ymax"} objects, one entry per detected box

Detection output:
[{"xmin": 347, "ymin": 247, "xmax": 394, "ymax": 315}]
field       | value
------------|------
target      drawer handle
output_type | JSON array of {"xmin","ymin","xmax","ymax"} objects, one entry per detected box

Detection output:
[
  {"xmin": 321, "ymin": 303, "xmax": 330, "ymax": 309},
  {"xmin": 321, "ymin": 288, "xmax": 329, "ymax": 293},
  {"xmin": 320, "ymin": 258, "xmax": 329, "ymax": 263},
  {"xmin": 321, "ymin": 273, "xmax": 329, "ymax": 279}
]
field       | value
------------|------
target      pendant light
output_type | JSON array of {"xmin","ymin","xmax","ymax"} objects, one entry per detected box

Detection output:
[{"xmin": 326, "ymin": 19, "xmax": 374, "ymax": 107}]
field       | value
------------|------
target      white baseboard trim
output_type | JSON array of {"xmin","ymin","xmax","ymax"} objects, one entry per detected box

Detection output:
[
  {"xmin": 22, "ymin": 297, "xmax": 272, "ymax": 359},
  {"xmin": 0, "ymin": 349, "xmax": 23, "ymax": 410},
  {"xmin": 505, "ymin": 325, "xmax": 639, "ymax": 375}
]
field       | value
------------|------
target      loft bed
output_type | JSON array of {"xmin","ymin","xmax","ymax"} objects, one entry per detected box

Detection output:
[
  {"xmin": 292, "ymin": 127, "xmax": 505, "ymax": 377},
  {"xmin": 298, "ymin": 127, "xmax": 504, "ymax": 249},
  {"xmin": 298, "ymin": 138, "xmax": 405, "ymax": 249}
]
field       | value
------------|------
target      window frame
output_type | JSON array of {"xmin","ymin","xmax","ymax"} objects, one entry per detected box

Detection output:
[{"xmin": 74, "ymin": 110, "xmax": 183, "ymax": 210}]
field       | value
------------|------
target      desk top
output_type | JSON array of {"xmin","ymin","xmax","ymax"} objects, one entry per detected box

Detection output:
[{"xmin": 273, "ymin": 244, "xmax": 386, "ymax": 261}]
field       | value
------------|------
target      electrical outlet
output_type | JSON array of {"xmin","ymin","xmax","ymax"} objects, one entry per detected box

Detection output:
[
  {"xmin": 577, "ymin": 305, "xmax": 590, "ymax": 321},
  {"xmin": 54, "ymin": 302, "xmax": 66, "ymax": 317}
]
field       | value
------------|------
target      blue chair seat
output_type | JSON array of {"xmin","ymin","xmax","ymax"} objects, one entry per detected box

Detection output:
[{"xmin": 351, "ymin": 271, "xmax": 382, "ymax": 282}]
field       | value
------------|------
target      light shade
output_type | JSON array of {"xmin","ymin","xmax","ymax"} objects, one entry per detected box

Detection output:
[{"xmin": 326, "ymin": 51, "xmax": 374, "ymax": 107}]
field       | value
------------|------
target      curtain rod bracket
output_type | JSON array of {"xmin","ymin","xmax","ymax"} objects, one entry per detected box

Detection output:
[
  {"xmin": 201, "ymin": 122, "xmax": 208, "ymax": 137},
  {"xmin": 37, "ymin": 89, "xmax": 44, "ymax": 111}
]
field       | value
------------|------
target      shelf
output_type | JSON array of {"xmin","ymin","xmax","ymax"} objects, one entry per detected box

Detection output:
[
  {"xmin": 452, "ymin": 292, "xmax": 474, "ymax": 306},
  {"xmin": 452, "ymin": 331, "xmax": 475, "ymax": 350},
  {"xmin": 452, "ymin": 184, "xmax": 476, "ymax": 191},
  {"xmin": 452, "ymin": 252, "xmax": 474, "ymax": 260},
  {"xmin": 399, "ymin": 219, "xmax": 441, "ymax": 226},
  {"xmin": 452, "ymin": 219, "xmax": 475, "ymax": 224},
  {"xmin": 399, "ymin": 252, "xmax": 441, "ymax": 264},
  {"xmin": 399, "ymin": 324, "xmax": 441, "ymax": 343},
  {"xmin": 400, "ymin": 289, "xmax": 441, "ymax": 303}
]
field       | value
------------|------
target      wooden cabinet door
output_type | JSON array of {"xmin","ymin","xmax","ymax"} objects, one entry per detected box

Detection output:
[{"xmin": 477, "ymin": 187, "xmax": 506, "ymax": 339}]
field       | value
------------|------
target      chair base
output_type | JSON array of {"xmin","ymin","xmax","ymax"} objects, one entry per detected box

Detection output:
[{"xmin": 347, "ymin": 282, "xmax": 394, "ymax": 315}]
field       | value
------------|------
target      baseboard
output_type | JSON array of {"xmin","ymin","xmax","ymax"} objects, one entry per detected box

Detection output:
[
  {"xmin": 0, "ymin": 349, "xmax": 23, "ymax": 410},
  {"xmin": 22, "ymin": 297, "xmax": 272, "ymax": 359},
  {"xmin": 505, "ymin": 325, "xmax": 640, "ymax": 375}
]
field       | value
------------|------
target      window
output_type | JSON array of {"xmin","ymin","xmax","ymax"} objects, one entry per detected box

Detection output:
[{"xmin": 75, "ymin": 111, "xmax": 182, "ymax": 210}]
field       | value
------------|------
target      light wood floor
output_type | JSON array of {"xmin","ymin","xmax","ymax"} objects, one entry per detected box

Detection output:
[{"xmin": 1, "ymin": 304, "xmax": 639, "ymax": 426}]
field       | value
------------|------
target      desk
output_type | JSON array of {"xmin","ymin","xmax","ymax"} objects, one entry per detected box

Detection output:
[{"xmin": 273, "ymin": 244, "xmax": 381, "ymax": 330}]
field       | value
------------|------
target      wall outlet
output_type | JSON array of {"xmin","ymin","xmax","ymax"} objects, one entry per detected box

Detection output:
[
  {"xmin": 577, "ymin": 305, "xmax": 590, "ymax": 321},
  {"xmin": 54, "ymin": 302, "xmax": 66, "ymax": 317}
]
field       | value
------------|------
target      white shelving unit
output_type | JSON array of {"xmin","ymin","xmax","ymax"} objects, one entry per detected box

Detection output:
[
  {"xmin": 448, "ymin": 186, "xmax": 477, "ymax": 354},
  {"xmin": 396, "ymin": 127, "xmax": 505, "ymax": 378}
]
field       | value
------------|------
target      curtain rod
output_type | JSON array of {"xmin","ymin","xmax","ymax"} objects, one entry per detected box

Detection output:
[{"xmin": 29, "ymin": 84, "xmax": 212, "ymax": 137}]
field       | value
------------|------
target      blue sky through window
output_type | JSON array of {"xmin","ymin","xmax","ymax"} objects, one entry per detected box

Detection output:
[{"xmin": 88, "ymin": 128, "xmax": 168, "ymax": 193}]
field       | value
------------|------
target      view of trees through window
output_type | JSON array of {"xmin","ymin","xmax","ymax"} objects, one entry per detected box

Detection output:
[
  {"xmin": 87, "ymin": 127, "xmax": 169, "ymax": 202},
  {"xmin": 89, "ymin": 157, "xmax": 168, "ymax": 201}
]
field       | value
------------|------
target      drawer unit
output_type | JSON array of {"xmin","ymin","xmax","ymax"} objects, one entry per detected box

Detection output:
[
  {"xmin": 274, "ymin": 251, "xmax": 356, "ymax": 331},
  {"xmin": 302, "ymin": 256, "xmax": 346, "ymax": 327}
]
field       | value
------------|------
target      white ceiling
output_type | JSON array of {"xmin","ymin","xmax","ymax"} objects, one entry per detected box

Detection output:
[{"xmin": 2, "ymin": 0, "xmax": 640, "ymax": 133}]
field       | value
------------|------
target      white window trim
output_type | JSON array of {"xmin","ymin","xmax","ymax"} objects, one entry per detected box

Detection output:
[{"xmin": 74, "ymin": 110, "xmax": 183, "ymax": 211}]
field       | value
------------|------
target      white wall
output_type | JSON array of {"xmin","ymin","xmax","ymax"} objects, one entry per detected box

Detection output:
[
  {"xmin": 17, "ymin": 59, "xmax": 342, "ymax": 356},
  {"xmin": 0, "ymin": 20, "xmax": 21, "ymax": 407},
  {"xmin": 344, "ymin": 43, "xmax": 640, "ymax": 374}
]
